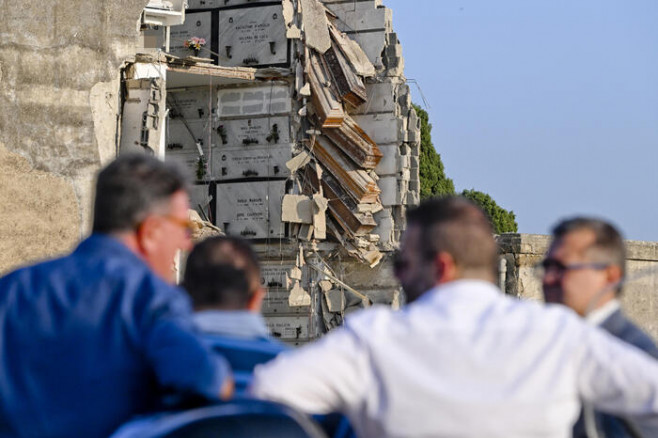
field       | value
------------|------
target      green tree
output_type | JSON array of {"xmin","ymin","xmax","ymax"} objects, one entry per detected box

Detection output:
[
  {"xmin": 413, "ymin": 104, "xmax": 455, "ymax": 199},
  {"xmin": 461, "ymin": 189, "xmax": 518, "ymax": 234}
]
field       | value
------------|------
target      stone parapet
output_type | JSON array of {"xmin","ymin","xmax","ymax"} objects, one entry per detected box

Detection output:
[{"xmin": 498, "ymin": 233, "xmax": 658, "ymax": 340}]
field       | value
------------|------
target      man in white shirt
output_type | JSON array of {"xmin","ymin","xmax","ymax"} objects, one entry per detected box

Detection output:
[
  {"xmin": 542, "ymin": 217, "xmax": 658, "ymax": 437},
  {"xmin": 251, "ymin": 197, "xmax": 658, "ymax": 438}
]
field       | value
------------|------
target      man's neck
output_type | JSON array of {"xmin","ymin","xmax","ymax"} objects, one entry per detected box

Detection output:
[
  {"xmin": 106, "ymin": 231, "xmax": 143, "ymax": 258},
  {"xmin": 586, "ymin": 299, "xmax": 620, "ymax": 325}
]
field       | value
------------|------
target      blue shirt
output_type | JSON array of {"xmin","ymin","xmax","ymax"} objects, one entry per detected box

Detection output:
[
  {"xmin": 0, "ymin": 234, "xmax": 230, "ymax": 438},
  {"xmin": 194, "ymin": 310, "xmax": 273, "ymax": 340}
]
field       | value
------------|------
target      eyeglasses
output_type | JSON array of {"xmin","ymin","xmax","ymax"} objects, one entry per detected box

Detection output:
[
  {"xmin": 160, "ymin": 215, "xmax": 196, "ymax": 235},
  {"xmin": 535, "ymin": 258, "xmax": 609, "ymax": 277}
]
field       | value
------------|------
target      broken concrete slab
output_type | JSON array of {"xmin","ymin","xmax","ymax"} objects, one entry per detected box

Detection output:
[
  {"xmin": 353, "ymin": 112, "xmax": 402, "ymax": 145},
  {"xmin": 300, "ymin": 0, "xmax": 331, "ymax": 54},
  {"xmin": 353, "ymin": 81, "xmax": 397, "ymax": 115},
  {"xmin": 282, "ymin": 194, "xmax": 314, "ymax": 224},
  {"xmin": 324, "ymin": 1, "xmax": 389, "ymax": 34},
  {"xmin": 288, "ymin": 281, "xmax": 312, "ymax": 307},
  {"xmin": 312, "ymin": 193, "xmax": 328, "ymax": 239},
  {"xmin": 328, "ymin": 23, "xmax": 375, "ymax": 77},
  {"xmin": 286, "ymin": 150, "xmax": 312, "ymax": 172},
  {"xmin": 342, "ymin": 31, "xmax": 386, "ymax": 68}
]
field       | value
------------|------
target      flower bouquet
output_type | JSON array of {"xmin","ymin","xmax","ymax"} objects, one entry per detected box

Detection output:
[{"xmin": 183, "ymin": 37, "xmax": 206, "ymax": 56}]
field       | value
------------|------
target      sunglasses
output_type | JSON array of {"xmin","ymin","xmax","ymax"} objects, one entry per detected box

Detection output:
[
  {"xmin": 159, "ymin": 215, "xmax": 196, "ymax": 235},
  {"xmin": 535, "ymin": 259, "xmax": 609, "ymax": 276}
]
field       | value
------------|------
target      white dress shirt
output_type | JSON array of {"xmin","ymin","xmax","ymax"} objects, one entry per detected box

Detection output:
[{"xmin": 251, "ymin": 280, "xmax": 658, "ymax": 438}]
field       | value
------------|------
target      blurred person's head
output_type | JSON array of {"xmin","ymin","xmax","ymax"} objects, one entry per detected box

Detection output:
[
  {"xmin": 542, "ymin": 217, "xmax": 625, "ymax": 316},
  {"xmin": 93, "ymin": 154, "xmax": 192, "ymax": 283},
  {"xmin": 183, "ymin": 236, "xmax": 264, "ymax": 312},
  {"xmin": 395, "ymin": 196, "xmax": 498, "ymax": 303}
]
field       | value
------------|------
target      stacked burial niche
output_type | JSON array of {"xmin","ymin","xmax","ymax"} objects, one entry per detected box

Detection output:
[{"xmin": 127, "ymin": 0, "xmax": 420, "ymax": 345}]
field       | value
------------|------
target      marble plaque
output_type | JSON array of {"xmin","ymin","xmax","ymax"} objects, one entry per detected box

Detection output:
[
  {"xmin": 165, "ymin": 119, "xmax": 217, "ymax": 181},
  {"xmin": 167, "ymin": 87, "xmax": 215, "ymax": 122},
  {"xmin": 215, "ymin": 180, "xmax": 285, "ymax": 238},
  {"xmin": 264, "ymin": 315, "xmax": 311, "ymax": 341},
  {"xmin": 217, "ymin": 115, "xmax": 290, "ymax": 147},
  {"xmin": 218, "ymin": 4, "xmax": 288, "ymax": 67},
  {"xmin": 188, "ymin": 0, "xmax": 274, "ymax": 9},
  {"xmin": 169, "ymin": 11, "xmax": 212, "ymax": 59},
  {"xmin": 217, "ymin": 84, "xmax": 291, "ymax": 117},
  {"xmin": 213, "ymin": 144, "xmax": 291, "ymax": 180}
]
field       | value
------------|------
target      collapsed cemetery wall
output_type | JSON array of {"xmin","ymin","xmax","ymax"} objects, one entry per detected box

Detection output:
[{"xmin": 137, "ymin": 0, "xmax": 420, "ymax": 343}]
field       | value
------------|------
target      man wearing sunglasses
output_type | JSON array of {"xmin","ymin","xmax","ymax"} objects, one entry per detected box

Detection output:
[
  {"xmin": 252, "ymin": 197, "xmax": 658, "ymax": 437},
  {"xmin": 0, "ymin": 154, "xmax": 231, "ymax": 438},
  {"xmin": 542, "ymin": 217, "xmax": 658, "ymax": 438}
]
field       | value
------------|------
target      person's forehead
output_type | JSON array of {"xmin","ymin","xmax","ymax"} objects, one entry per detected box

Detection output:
[
  {"xmin": 551, "ymin": 228, "xmax": 597, "ymax": 260},
  {"xmin": 168, "ymin": 190, "xmax": 190, "ymax": 213}
]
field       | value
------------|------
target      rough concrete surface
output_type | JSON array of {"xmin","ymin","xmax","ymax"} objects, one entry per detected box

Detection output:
[
  {"xmin": 0, "ymin": 143, "xmax": 79, "ymax": 274},
  {"xmin": 0, "ymin": 0, "xmax": 149, "ymax": 269}
]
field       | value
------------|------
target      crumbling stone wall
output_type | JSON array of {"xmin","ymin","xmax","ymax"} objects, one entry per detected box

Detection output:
[
  {"xmin": 0, "ymin": 0, "xmax": 149, "ymax": 274},
  {"xmin": 498, "ymin": 233, "xmax": 658, "ymax": 340}
]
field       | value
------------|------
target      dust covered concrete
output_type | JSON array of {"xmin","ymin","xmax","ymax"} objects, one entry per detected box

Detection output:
[
  {"xmin": 0, "ymin": 143, "xmax": 79, "ymax": 273},
  {"xmin": 0, "ymin": 0, "xmax": 149, "ymax": 273}
]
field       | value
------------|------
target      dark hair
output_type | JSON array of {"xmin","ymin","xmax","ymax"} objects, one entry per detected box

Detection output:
[
  {"xmin": 406, "ymin": 196, "xmax": 498, "ymax": 277},
  {"xmin": 92, "ymin": 154, "xmax": 188, "ymax": 233},
  {"xmin": 183, "ymin": 236, "xmax": 262, "ymax": 310},
  {"xmin": 552, "ymin": 217, "xmax": 626, "ymax": 282}
]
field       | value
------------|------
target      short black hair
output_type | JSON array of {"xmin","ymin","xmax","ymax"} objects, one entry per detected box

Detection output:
[
  {"xmin": 92, "ymin": 154, "xmax": 187, "ymax": 233},
  {"xmin": 183, "ymin": 236, "xmax": 262, "ymax": 310},
  {"xmin": 406, "ymin": 196, "xmax": 498, "ymax": 277},
  {"xmin": 552, "ymin": 217, "xmax": 626, "ymax": 281}
]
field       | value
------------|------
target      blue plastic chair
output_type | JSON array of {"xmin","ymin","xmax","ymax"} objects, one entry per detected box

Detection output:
[
  {"xmin": 110, "ymin": 399, "xmax": 328, "ymax": 438},
  {"xmin": 202, "ymin": 335, "xmax": 289, "ymax": 394}
]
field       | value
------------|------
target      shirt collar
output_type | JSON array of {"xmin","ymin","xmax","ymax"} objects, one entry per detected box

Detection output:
[
  {"xmin": 76, "ymin": 233, "xmax": 143, "ymax": 262},
  {"xmin": 417, "ymin": 279, "xmax": 502, "ymax": 304},
  {"xmin": 586, "ymin": 299, "xmax": 620, "ymax": 326},
  {"xmin": 194, "ymin": 310, "xmax": 271, "ymax": 339}
]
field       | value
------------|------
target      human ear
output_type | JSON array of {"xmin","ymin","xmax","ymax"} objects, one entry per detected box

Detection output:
[
  {"xmin": 435, "ymin": 252, "xmax": 458, "ymax": 283},
  {"xmin": 136, "ymin": 216, "xmax": 161, "ymax": 257}
]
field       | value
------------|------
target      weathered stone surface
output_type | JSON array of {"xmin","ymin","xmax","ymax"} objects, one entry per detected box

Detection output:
[
  {"xmin": 324, "ymin": 1, "xmax": 389, "ymax": 34},
  {"xmin": 0, "ymin": 143, "xmax": 80, "ymax": 274},
  {"xmin": 0, "ymin": 0, "xmax": 148, "ymax": 270}
]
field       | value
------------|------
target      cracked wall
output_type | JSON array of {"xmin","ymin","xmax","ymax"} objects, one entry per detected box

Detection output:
[{"xmin": 0, "ymin": 0, "xmax": 150, "ymax": 273}]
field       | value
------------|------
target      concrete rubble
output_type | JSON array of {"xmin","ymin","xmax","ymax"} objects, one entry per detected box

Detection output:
[{"xmin": 117, "ymin": 0, "xmax": 421, "ymax": 343}]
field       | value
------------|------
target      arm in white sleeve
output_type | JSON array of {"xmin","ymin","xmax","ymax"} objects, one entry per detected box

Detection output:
[
  {"xmin": 576, "ymin": 323, "xmax": 658, "ymax": 423},
  {"xmin": 250, "ymin": 324, "xmax": 370, "ymax": 414}
]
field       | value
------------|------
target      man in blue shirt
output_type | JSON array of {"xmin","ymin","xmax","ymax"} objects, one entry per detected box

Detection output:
[
  {"xmin": 0, "ymin": 154, "xmax": 231, "ymax": 438},
  {"xmin": 183, "ymin": 236, "xmax": 287, "ymax": 392}
]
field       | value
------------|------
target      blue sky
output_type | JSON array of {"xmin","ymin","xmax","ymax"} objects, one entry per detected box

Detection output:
[{"xmin": 383, "ymin": 0, "xmax": 658, "ymax": 241}]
